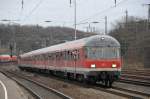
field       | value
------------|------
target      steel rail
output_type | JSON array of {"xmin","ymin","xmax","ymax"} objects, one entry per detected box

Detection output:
[
  {"xmin": 121, "ymin": 74, "xmax": 150, "ymax": 81},
  {"xmin": 1, "ymin": 70, "xmax": 72, "ymax": 99},
  {"xmin": 0, "ymin": 70, "xmax": 42, "ymax": 99},
  {"xmin": 4, "ymin": 70, "xmax": 149, "ymax": 99},
  {"xmin": 93, "ymin": 87, "xmax": 139, "ymax": 98},
  {"xmin": 118, "ymin": 78, "xmax": 150, "ymax": 87},
  {"xmin": 20, "ymin": 71, "xmax": 145, "ymax": 99},
  {"xmin": 112, "ymin": 86, "xmax": 150, "ymax": 98}
]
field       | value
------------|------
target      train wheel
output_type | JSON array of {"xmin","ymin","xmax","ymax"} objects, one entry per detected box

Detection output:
[
  {"xmin": 104, "ymin": 78, "xmax": 113, "ymax": 87},
  {"xmin": 76, "ymin": 74, "xmax": 84, "ymax": 82},
  {"xmin": 108, "ymin": 81, "xmax": 112, "ymax": 87},
  {"xmin": 67, "ymin": 73, "xmax": 74, "ymax": 80},
  {"xmin": 104, "ymin": 80, "xmax": 108, "ymax": 87},
  {"xmin": 86, "ymin": 76, "xmax": 96, "ymax": 85},
  {"xmin": 67, "ymin": 73, "xmax": 70, "ymax": 80},
  {"xmin": 104, "ymin": 80, "xmax": 112, "ymax": 88}
]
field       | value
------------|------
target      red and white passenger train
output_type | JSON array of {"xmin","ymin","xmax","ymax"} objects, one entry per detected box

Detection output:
[{"xmin": 18, "ymin": 35, "xmax": 121, "ymax": 87}]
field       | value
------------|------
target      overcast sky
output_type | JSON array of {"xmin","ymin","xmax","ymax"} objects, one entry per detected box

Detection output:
[{"xmin": 0, "ymin": 0, "xmax": 149, "ymax": 32}]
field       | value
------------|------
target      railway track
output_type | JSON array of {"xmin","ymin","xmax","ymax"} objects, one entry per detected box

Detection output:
[
  {"xmin": 118, "ymin": 77, "xmax": 150, "ymax": 87},
  {"xmin": 93, "ymin": 83, "xmax": 150, "ymax": 99},
  {"xmin": 120, "ymin": 70, "xmax": 150, "ymax": 87},
  {"xmin": 0, "ymin": 70, "xmax": 72, "ymax": 99},
  {"xmin": 32, "ymin": 71, "xmax": 150, "ymax": 98},
  {"xmin": 121, "ymin": 74, "xmax": 150, "ymax": 81},
  {"xmin": 112, "ymin": 86, "xmax": 150, "ymax": 97},
  {"xmin": 6, "ymin": 70, "xmax": 150, "ymax": 99},
  {"xmin": 1, "ymin": 69, "xmax": 150, "ymax": 99},
  {"xmin": 122, "ymin": 70, "xmax": 150, "ymax": 77},
  {"xmin": 93, "ymin": 86, "xmax": 149, "ymax": 99}
]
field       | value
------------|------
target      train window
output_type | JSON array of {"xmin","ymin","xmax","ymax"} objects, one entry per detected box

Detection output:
[
  {"xmin": 60, "ymin": 52, "xmax": 63, "ymax": 60},
  {"xmin": 68, "ymin": 51, "xmax": 70, "ymax": 60},
  {"xmin": 70, "ymin": 51, "xmax": 73, "ymax": 60},
  {"xmin": 42, "ymin": 54, "xmax": 45, "ymax": 60},
  {"xmin": 59, "ymin": 52, "xmax": 61, "ymax": 60},
  {"xmin": 65, "ymin": 50, "xmax": 80, "ymax": 60},
  {"xmin": 104, "ymin": 47, "xmax": 120, "ymax": 59},
  {"xmin": 50, "ymin": 54, "xmax": 52, "ymax": 60},
  {"xmin": 36, "ymin": 56, "xmax": 38, "ymax": 61},
  {"xmin": 72, "ymin": 50, "xmax": 80, "ymax": 60},
  {"xmin": 53, "ymin": 53, "xmax": 55, "ymax": 60},
  {"xmin": 62, "ymin": 51, "xmax": 65, "ymax": 60},
  {"xmin": 33, "ymin": 56, "xmax": 35, "ymax": 61},
  {"xmin": 87, "ymin": 47, "xmax": 103, "ymax": 59},
  {"xmin": 66, "ymin": 51, "xmax": 70, "ymax": 60},
  {"xmin": 40, "ymin": 55, "xmax": 42, "ymax": 60},
  {"xmin": 70, "ymin": 51, "xmax": 72, "ymax": 60},
  {"xmin": 52, "ymin": 53, "xmax": 55, "ymax": 60},
  {"xmin": 55, "ymin": 52, "xmax": 60, "ymax": 60},
  {"xmin": 70, "ymin": 52, "xmax": 73, "ymax": 60},
  {"xmin": 86, "ymin": 47, "xmax": 120, "ymax": 59},
  {"xmin": 63, "ymin": 51, "xmax": 66, "ymax": 60},
  {"xmin": 58, "ymin": 52, "xmax": 61, "ymax": 60},
  {"xmin": 49, "ymin": 53, "xmax": 53, "ymax": 60},
  {"xmin": 75, "ymin": 50, "xmax": 79, "ymax": 60},
  {"xmin": 67, "ymin": 51, "xmax": 70, "ymax": 60},
  {"xmin": 47, "ymin": 54, "xmax": 49, "ymax": 60},
  {"xmin": 43, "ymin": 54, "xmax": 46, "ymax": 60},
  {"xmin": 44, "ymin": 54, "xmax": 48, "ymax": 60},
  {"xmin": 40, "ymin": 55, "xmax": 43, "ymax": 61},
  {"xmin": 65, "ymin": 51, "xmax": 69, "ymax": 60}
]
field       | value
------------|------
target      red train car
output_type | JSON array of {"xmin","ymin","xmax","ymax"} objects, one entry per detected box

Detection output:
[
  {"xmin": 0, "ymin": 55, "xmax": 17, "ymax": 63},
  {"xmin": 18, "ymin": 35, "xmax": 121, "ymax": 87}
]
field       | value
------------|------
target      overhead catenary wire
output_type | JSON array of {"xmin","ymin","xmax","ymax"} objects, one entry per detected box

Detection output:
[
  {"xmin": 23, "ymin": 0, "xmax": 43, "ymax": 21},
  {"xmin": 21, "ymin": 0, "xmax": 126, "ymax": 26},
  {"xmin": 78, "ymin": 0, "xmax": 128, "ymax": 24},
  {"xmin": 19, "ymin": 0, "xmax": 131, "ymax": 28}
]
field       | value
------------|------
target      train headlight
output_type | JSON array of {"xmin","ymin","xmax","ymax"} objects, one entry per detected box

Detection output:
[
  {"xmin": 91, "ymin": 64, "xmax": 96, "ymax": 68},
  {"xmin": 112, "ymin": 64, "xmax": 117, "ymax": 68}
]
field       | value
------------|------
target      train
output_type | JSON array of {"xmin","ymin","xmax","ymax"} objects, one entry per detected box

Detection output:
[
  {"xmin": 18, "ymin": 35, "xmax": 121, "ymax": 87},
  {"xmin": 0, "ymin": 54, "xmax": 17, "ymax": 63}
]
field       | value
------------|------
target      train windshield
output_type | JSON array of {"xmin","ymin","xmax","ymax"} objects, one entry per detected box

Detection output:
[{"xmin": 85, "ymin": 47, "xmax": 120, "ymax": 59}]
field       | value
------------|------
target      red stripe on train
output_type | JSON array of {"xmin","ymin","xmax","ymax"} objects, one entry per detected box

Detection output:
[{"xmin": 84, "ymin": 59, "xmax": 121, "ymax": 68}]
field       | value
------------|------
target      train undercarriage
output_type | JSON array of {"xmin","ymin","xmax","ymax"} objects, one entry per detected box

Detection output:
[{"xmin": 19, "ymin": 66, "xmax": 120, "ymax": 87}]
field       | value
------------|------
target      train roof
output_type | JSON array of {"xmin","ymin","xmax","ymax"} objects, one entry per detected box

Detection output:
[{"xmin": 20, "ymin": 35, "xmax": 120, "ymax": 58}]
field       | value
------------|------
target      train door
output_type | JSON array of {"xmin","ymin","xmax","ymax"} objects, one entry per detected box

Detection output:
[{"xmin": 72, "ymin": 49, "xmax": 79, "ymax": 78}]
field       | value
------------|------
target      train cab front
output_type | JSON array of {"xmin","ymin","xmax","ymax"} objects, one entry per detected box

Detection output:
[{"xmin": 83, "ymin": 45, "xmax": 121, "ymax": 87}]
